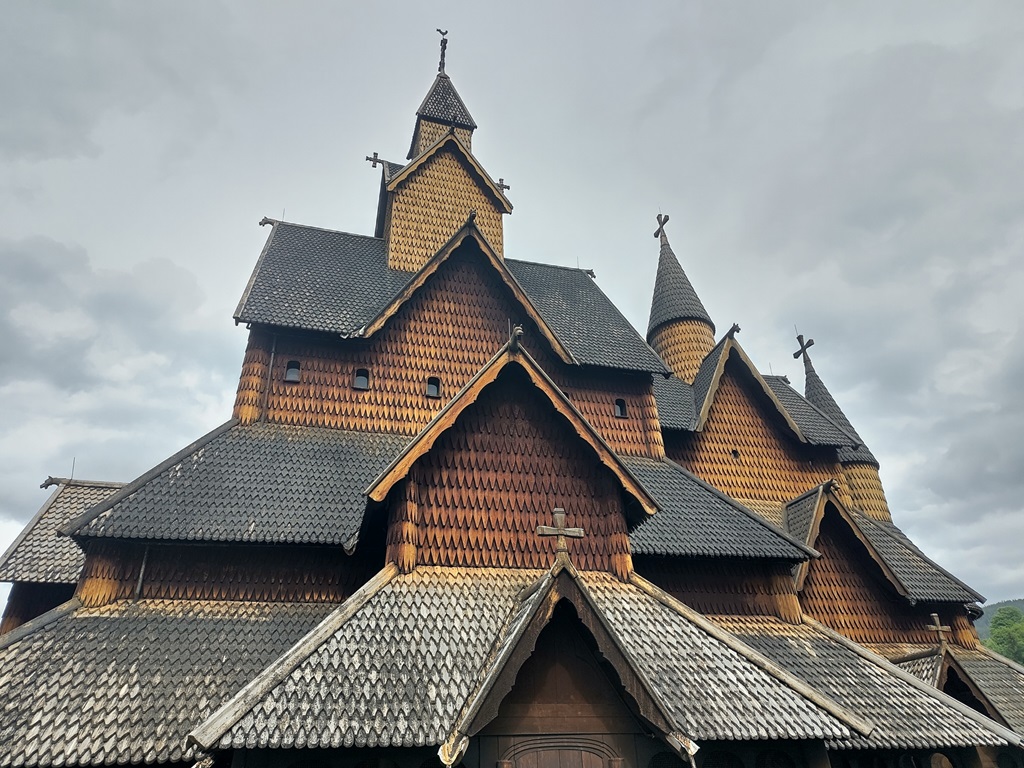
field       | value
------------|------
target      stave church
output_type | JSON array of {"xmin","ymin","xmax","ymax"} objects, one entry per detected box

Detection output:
[{"xmin": 1, "ymin": 36, "xmax": 1023, "ymax": 768}]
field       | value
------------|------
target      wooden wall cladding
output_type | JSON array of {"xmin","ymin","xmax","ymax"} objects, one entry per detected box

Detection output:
[
  {"xmin": 77, "ymin": 542, "xmax": 373, "ymax": 607},
  {"xmin": 648, "ymin": 320, "xmax": 716, "ymax": 384},
  {"xmin": 667, "ymin": 363, "xmax": 840, "ymax": 520},
  {"xmin": 388, "ymin": 147, "xmax": 503, "ymax": 271},
  {"xmin": 843, "ymin": 462, "xmax": 892, "ymax": 521},
  {"xmin": 800, "ymin": 509, "xmax": 976, "ymax": 646},
  {"xmin": 634, "ymin": 556, "xmax": 802, "ymax": 623},
  {"xmin": 386, "ymin": 367, "xmax": 633, "ymax": 578},
  {"xmin": 413, "ymin": 122, "xmax": 473, "ymax": 158},
  {"xmin": 233, "ymin": 247, "xmax": 663, "ymax": 457}
]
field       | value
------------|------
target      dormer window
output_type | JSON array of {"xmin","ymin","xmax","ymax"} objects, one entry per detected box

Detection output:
[
  {"xmin": 614, "ymin": 399, "xmax": 627, "ymax": 418},
  {"xmin": 284, "ymin": 361, "xmax": 301, "ymax": 383},
  {"xmin": 426, "ymin": 376, "xmax": 441, "ymax": 399},
  {"xmin": 353, "ymin": 368, "xmax": 370, "ymax": 390}
]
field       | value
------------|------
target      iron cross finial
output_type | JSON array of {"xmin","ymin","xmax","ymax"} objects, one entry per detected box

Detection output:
[
  {"xmin": 793, "ymin": 333, "xmax": 815, "ymax": 361},
  {"xmin": 436, "ymin": 29, "xmax": 449, "ymax": 73},
  {"xmin": 536, "ymin": 507, "xmax": 585, "ymax": 554},
  {"xmin": 497, "ymin": 178, "xmax": 511, "ymax": 192},
  {"xmin": 365, "ymin": 152, "xmax": 382, "ymax": 168},
  {"xmin": 654, "ymin": 213, "xmax": 670, "ymax": 240}
]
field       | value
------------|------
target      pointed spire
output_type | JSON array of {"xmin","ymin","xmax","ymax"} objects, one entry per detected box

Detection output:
[
  {"xmin": 408, "ymin": 32, "xmax": 477, "ymax": 159},
  {"xmin": 796, "ymin": 337, "xmax": 876, "ymax": 465},
  {"xmin": 646, "ymin": 215, "xmax": 714, "ymax": 338}
]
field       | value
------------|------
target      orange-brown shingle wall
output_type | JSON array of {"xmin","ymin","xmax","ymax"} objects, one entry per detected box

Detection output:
[
  {"xmin": 666, "ymin": 361, "xmax": 839, "ymax": 521},
  {"xmin": 801, "ymin": 509, "xmax": 976, "ymax": 646},
  {"xmin": 387, "ymin": 147, "xmax": 503, "ymax": 271},
  {"xmin": 648, "ymin": 320, "xmax": 716, "ymax": 384},
  {"xmin": 412, "ymin": 121, "xmax": 473, "ymax": 157},
  {"xmin": 76, "ymin": 542, "xmax": 374, "ymax": 607},
  {"xmin": 844, "ymin": 462, "xmax": 892, "ymax": 521},
  {"xmin": 635, "ymin": 556, "xmax": 802, "ymax": 623},
  {"xmin": 387, "ymin": 367, "xmax": 633, "ymax": 577},
  {"xmin": 233, "ymin": 247, "xmax": 663, "ymax": 457}
]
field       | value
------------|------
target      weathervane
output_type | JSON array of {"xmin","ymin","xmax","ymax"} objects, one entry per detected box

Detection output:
[{"xmin": 437, "ymin": 28, "xmax": 448, "ymax": 73}]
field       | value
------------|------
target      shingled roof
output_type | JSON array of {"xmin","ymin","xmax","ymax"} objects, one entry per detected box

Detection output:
[
  {"xmin": 0, "ymin": 479, "xmax": 122, "ymax": 584},
  {"xmin": 952, "ymin": 647, "xmax": 1024, "ymax": 734},
  {"xmin": 624, "ymin": 457, "xmax": 815, "ymax": 561},
  {"xmin": 194, "ymin": 565, "xmax": 861, "ymax": 752},
  {"xmin": 716, "ymin": 616, "xmax": 1015, "ymax": 750},
  {"xmin": 801, "ymin": 351, "xmax": 878, "ymax": 465},
  {"xmin": 646, "ymin": 231, "xmax": 713, "ymax": 338},
  {"xmin": 64, "ymin": 421, "xmax": 409, "ymax": 548},
  {"xmin": 416, "ymin": 73, "xmax": 476, "ymax": 129},
  {"xmin": 0, "ymin": 598, "xmax": 334, "ymax": 767},
  {"xmin": 763, "ymin": 375, "xmax": 861, "ymax": 448},
  {"xmin": 235, "ymin": 221, "xmax": 667, "ymax": 374}
]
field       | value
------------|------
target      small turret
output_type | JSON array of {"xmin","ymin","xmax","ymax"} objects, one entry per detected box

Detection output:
[
  {"xmin": 407, "ymin": 30, "xmax": 477, "ymax": 159},
  {"xmin": 646, "ymin": 214, "xmax": 716, "ymax": 383},
  {"xmin": 797, "ymin": 337, "xmax": 891, "ymax": 521}
]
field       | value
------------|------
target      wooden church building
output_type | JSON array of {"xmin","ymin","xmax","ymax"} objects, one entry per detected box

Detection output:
[{"xmin": 1, "ymin": 36, "xmax": 1023, "ymax": 768}]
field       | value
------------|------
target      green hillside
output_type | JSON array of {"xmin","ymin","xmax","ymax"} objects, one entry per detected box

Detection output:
[{"xmin": 976, "ymin": 598, "xmax": 1024, "ymax": 639}]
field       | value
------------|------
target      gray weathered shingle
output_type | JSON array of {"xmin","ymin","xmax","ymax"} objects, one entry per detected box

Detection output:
[
  {"xmin": 0, "ymin": 599, "xmax": 334, "ymax": 767},
  {"xmin": 952, "ymin": 647, "xmax": 1024, "ymax": 733},
  {"xmin": 763, "ymin": 375, "xmax": 860, "ymax": 448},
  {"xmin": 624, "ymin": 457, "xmax": 812, "ymax": 561},
  {"xmin": 416, "ymin": 73, "xmax": 476, "ymax": 129},
  {"xmin": 0, "ymin": 480, "xmax": 121, "ymax": 584},
  {"xmin": 717, "ymin": 616, "xmax": 1008, "ymax": 750},
  {"xmin": 894, "ymin": 652, "xmax": 944, "ymax": 687},
  {"xmin": 69, "ymin": 422, "xmax": 409, "ymax": 546},
  {"xmin": 652, "ymin": 375, "xmax": 695, "ymax": 431},
  {"xmin": 801, "ymin": 354, "xmax": 878, "ymax": 465},
  {"xmin": 783, "ymin": 487, "xmax": 822, "ymax": 547}
]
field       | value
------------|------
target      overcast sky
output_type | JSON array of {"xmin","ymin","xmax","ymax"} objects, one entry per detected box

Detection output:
[{"xmin": 1, "ymin": 2, "xmax": 1022, "ymax": 605}]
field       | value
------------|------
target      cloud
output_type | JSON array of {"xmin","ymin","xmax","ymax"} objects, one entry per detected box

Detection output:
[{"xmin": 0, "ymin": 236, "xmax": 242, "ymax": 528}]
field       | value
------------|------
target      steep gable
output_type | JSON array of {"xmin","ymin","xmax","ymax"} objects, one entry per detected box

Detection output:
[
  {"xmin": 386, "ymin": 133, "xmax": 509, "ymax": 271},
  {"xmin": 667, "ymin": 351, "xmax": 839, "ymax": 524}
]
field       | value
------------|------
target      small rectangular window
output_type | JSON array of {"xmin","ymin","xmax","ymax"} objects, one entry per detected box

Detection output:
[
  {"xmin": 426, "ymin": 376, "xmax": 441, "ymax": 398},
  {"xmin": 353, "ymin": 368, "xmax": 370, "ymax": 390},
  {"xmin": 284, "ymin": 360, "xmax": 301, "ymax": 383},
  {"xmin": 614, "ymin": 398, "xmax": 627, "ymax": 418}
]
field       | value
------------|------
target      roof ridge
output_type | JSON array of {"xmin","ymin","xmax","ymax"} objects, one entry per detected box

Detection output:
[
  {"xmin": 505, "ymin": 258, "xmax": 594, "ymax": 275},
  {"xmin": 60, "ymin": 419, "xmax": 240, "ymax": 538},
  {"xmin": 189, "ymin": 563, "xmax": 400, "ymax": 750},
  {"xmin": 0, "ymin": 598, "xmax": 81, "ymax": 651},
  {"xmin": 40, "ymin": 477, "xmax": 125, "ymax": 489},
  {"xmin": 270, "ymin": 220, "xmax": 384, "ymax": 241}
]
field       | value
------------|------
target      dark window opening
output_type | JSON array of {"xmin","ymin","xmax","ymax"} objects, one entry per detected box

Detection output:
[
  {"xmin": 353, "ymin": 368, "xmax": 370, "ymax": 390},
  {"xmin": 731, "ymin": 448, "xmax": 741, "ymax": 461},
  {"xmin": 284, "ymin": 360, "xmax": 301, "ymax": 383},
  {"xmin": 614, "ymin": 398, "xmax": 627, "ymax": 418},
  {"xmin": 426, "ymin": 376, "xmax": 441, "ymax": 398}
]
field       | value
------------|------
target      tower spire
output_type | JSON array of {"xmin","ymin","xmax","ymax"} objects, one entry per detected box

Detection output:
[
  {"xmin": 436, "ymin": 28, "xmax": 448, "ymax": 73},
  {"xmin": 646, "ymin": 214, "xmax": 715, "ymax": 383}
]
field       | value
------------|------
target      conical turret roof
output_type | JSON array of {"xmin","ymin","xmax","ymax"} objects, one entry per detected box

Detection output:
[
  {"xmin": 416, "ymin": 72, "xmax": 476, "ymax": 129},
  {"xmin": 801, "ymin": 351, "xmax": 877, "ymax": 465},
  {"xmin": 646, "ymin": 230, "xmax": 714, "ymax": 339}
]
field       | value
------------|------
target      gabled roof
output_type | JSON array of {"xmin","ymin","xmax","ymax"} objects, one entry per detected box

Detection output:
[
  {"xmin": 784, "ymin": 484, "xmax": 983, "ymax": 603},
  {"xmin": 952, "ymin": 646, "xmax": 1024, "ymax": 733},
  {"xmin": 647, "ymin": 231, "xmax": 713, "ymax": 338},
  {"xmin": 651, "ymin": 375, "xmax": 696, "ymax": 431},
  {"xmin": 763, "ymin": 375, "xmax": 861, "ymax": 448},
  {"xmin": 718, "ymin": 615, "xmax": 1019, "ymax": 750},
  {"xmin": 191, "ymin": 564, "xmax": 863, "ymax": 754},
  {"xmin": 366, "ymin": 339, "xmax": 658, "ymax": 518},
  {"xmin": 63, "ymin": 420, "xmax": 409, "ymax": 549},
  {"xmin": 0, "ymin": 478, "xmax": 122, "ymax": 584},
  {"xmin": 360, "ymin": 218, "xmax": 574, "ymax": 366},
  {"xmin": 624, "ymin": 456, "xmax": 816, "ymax": 561},
  {"xmin": 801, "ymin": 349, "xmax": 878, "ymax": 465},
  {"xmin": 691, "ymin": 335, "xmax": 806, "ymax": 439},
  {"xmin": 391, "ymin": 131, "xmax": 511, "ymax": 213},
  {"xmin": 0, "ymin": 597, "xmax": 334, "ymax": 767},
  {"xmin": 233, "ymin": 220, "xmax": 667, "ymax": 373},
  {"xmin": 416, "ymin": 73, "xmax": 477, "ymax": 129}
]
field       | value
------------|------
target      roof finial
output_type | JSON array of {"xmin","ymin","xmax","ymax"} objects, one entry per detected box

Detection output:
[
  {"xmin": 654, "ymin": 213, "xmax": 670, "ymax": 244},
  {"xmin": 436, "ymin": 29, "xmax": 448, "ymax": 73},
  {"xmin": 793, "ymin": 332, "xmax": 815, "ymax": 374}
]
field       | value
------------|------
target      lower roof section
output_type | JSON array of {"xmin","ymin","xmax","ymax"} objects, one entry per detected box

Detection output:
[
  {"xmin": 0, "ymin": 598, "xmax": 335, "ymax": 767},
  {"xmin": 715, "ymin": 616, "xmax": 1012, "ymax": 751}
]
